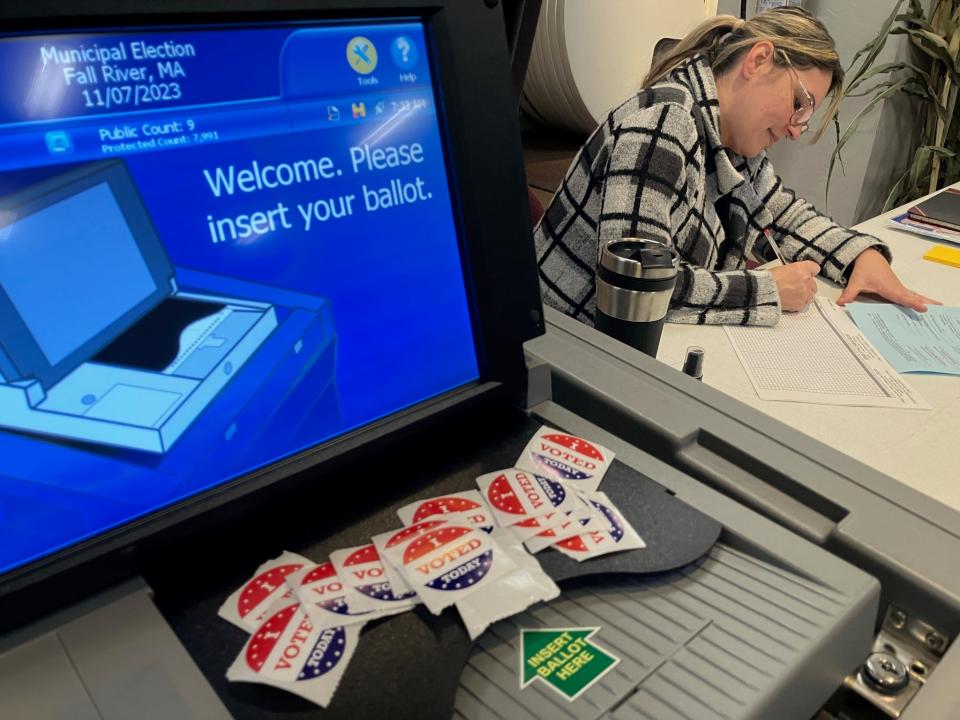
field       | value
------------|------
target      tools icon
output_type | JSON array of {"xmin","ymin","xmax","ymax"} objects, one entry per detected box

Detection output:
[{"xmin": 346, "ymin": 36, "xmax": 378, "ymax": 74}]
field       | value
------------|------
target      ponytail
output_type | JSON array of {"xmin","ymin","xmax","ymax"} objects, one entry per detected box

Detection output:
[{"xmin": 644, "ymin": 8, "xmax": 844, "ymax": 142}]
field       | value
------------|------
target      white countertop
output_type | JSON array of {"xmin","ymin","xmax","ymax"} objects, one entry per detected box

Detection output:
[{"xmin": 656, "ymin": 197, "xmax": 960, "ymax": 512}]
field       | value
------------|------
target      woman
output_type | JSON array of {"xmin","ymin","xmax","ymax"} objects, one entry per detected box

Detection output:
[{"xmin": 534, "ymin": 8, "xmax": 938, "ymax": 326}]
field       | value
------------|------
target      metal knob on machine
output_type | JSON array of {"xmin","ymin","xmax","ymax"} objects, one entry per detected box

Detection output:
[
  {"xmin": 595, "ymin": 236, "xmax": 679, "ymax": 357},
  {"xmin": 861, "ymin": 652, "xmax": 909, "ymax": 694}
]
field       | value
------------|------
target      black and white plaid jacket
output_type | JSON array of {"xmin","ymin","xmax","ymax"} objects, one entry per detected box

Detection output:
[{"xmin": 534, "ymin": 54, "xmax": 889, "ymax": 326}]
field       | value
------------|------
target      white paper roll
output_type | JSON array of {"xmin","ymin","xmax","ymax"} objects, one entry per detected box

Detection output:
[{"xmin": 523, "ymin": 0, "xmax": 719, "ymax": 133}]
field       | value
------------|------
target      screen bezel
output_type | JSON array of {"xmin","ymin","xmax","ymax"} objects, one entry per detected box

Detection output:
[{"xmin": 0, "ymin": 0, "xmax": 544, "ymax": 615}]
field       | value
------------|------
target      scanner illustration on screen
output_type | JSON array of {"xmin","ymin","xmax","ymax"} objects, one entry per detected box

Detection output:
[{"xmin": 0, "ymin": 160, "xmax": 336, "ymax": 454}]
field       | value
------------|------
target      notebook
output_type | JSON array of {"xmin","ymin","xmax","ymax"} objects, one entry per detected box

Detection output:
[{"xmin": 907, "ymin": 187, "xmax": 960, "ymax": 232}]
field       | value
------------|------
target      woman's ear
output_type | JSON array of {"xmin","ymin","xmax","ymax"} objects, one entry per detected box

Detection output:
[{"xmin": 741, "ymin": 40, "xmax": 775, "ymax": 79}]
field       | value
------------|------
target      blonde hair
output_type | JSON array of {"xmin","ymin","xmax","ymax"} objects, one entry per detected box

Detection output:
[{"xmin": 644, "ymin": 8, "xmax": 843, "ymax": 142}]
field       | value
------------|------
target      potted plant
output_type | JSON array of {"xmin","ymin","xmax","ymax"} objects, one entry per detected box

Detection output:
[{"xmin": 828, "ymin": 0, "xmax": 960, "ymax": 210}]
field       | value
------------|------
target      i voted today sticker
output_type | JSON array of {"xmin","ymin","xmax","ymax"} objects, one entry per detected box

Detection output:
[
  {"xmin": 395, "ymin": 523, "xmax": 515, "ymax": 614},
  {"xmin": 372, "ymin": 519, "xmax": 446, "ymax": 597},
  {"xmin": 476, "ymin": 468, "xmax": 583, "ymax": 528},
  {"xmin": 396, "ymin": 490, "xmax": 495, "ymax": 532},
  {"xmin": 289, "ymin": 562, "xmax": 372, "ymax": 630},
  {"xmin": 553, "ymin": 492, "xmax": 645, "ymax": 561},
  {"xmin": 218, "ymin": 550, "xmax": 310, "ymax": 631},
  {"xmin": 226, "ymin": 600, "xmax": 360, "ymax": 708},
  {"xmin": 329, "ymin": 544, "xmax": 417, "ymax": 614},
  {"xmin": 516, "ymin": 426, "xmax": 614, "ymax": 493}
]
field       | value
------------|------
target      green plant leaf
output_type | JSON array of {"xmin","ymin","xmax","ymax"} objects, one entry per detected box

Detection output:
[
  {"xmin": 933, "ymin": 0, "xmax": 956, "ymax": 33},
  {"xmin": 846, "ymin": 71, "xmax": 935, "ymax": 98},
  {"xmin": 882, "ymin": 166, "xmax": 912, "ymax": 211},
  {"xmin": 846, "ymin": 61, "xmax": 932, "ymax": 95},
  {"xmin": 895, "ymin": 13, "xmax": 935, "ymax": 32},
  {"xmin": 830, "ymin": 0, "xmax": 960, "ymax": 210},
  {"xmin": 826, "ymin": 117, "xmax": 845, "ymax": 206},
  {"xmin": 891, "ymin": 27, "xmax": 960, "ymax": 81},
  {"xmin": 846, "ymin": 0, "xmax": 906, "ymax": 89},
  {"xmin": 828, "ymin": 77, "xmax": 915, "ymax": 206},
  {"xmin": 839, "ymin": 79, "xmax": 915, "ymax": 148},
  {"xmin": 908, "ymin": 27, "xmax": 950, "ymax": 50},
  {"xmin": 909, "ymin": 146, "xmax": 933, "ymax": 191}
]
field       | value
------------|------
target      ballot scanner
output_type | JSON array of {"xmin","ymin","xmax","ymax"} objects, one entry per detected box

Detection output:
[{"xmin": 0, "ymin": 2, "xmax": 957, "ymax": 719}]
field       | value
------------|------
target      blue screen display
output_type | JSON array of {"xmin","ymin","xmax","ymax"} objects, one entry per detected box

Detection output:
[
  {"xmin": 0, "ymin": 21, "xmax": 480, "ymax": 575},
  {"xmin": 0, "ymin": 182, "xmax": 158, "ymax": 365}
]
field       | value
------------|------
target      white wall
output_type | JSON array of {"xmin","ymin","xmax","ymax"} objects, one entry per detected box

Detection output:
[
  {"xmin": 714, "ymin": 0, "xmax": 914, "ymax": 226},
  {"xmin": 716, "ymin": 0, "xmax": 742, "ymax": 15}
]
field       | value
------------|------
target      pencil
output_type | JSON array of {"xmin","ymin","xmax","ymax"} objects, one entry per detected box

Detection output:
[{"xmin": 763, "ymin": 228, "xmax": 788, "ymax": 266}]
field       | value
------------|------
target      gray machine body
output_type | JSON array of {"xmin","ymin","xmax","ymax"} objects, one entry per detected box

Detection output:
[
  {"xmin": 457, "ymin": 542, "xmax": 876, "ymax": 720},
  {"xmin": 480, "ymin": 308, "xmax": 960, "ymax": 719},
  {"xmin": 0, "ymin": 578, "xmax": 231, "ymax": 720},
  {"xmin": 2, "ymin": 308, "xmax": 959, "ymax": 719}
]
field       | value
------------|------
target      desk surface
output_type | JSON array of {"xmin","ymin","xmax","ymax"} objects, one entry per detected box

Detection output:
[{"xmin": 657, "ymin": 197, "xmax": 960, "ymax": 513}]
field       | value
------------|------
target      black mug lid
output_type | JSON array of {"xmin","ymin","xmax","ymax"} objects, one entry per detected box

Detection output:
[{"xmin": 600, "ymin": 237, "xmax": 678, "ymax": 279}]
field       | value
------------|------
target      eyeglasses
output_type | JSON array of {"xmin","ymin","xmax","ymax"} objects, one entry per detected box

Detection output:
[{"xmin": 778, "ymin": 50, "xmax": 815, "ymax": 133}]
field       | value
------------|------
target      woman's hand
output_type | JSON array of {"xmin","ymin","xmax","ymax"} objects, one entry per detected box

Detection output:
[
  {"xmin": 769, "ymin": 260, "xmax": 820, "ymax": 312},
  {"xmin": 836, "ymin": 248, "xmax": 940, "ymax": 311}
]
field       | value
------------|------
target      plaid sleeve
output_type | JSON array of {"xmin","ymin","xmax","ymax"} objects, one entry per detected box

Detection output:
[
  {"xmin": 668, "ymin": 264, "xmax": 780, "ymax": 325},
  {"xmin": 600, "ymin": 104, "xmax": 781, "ymax": 326},
  {"xmin": 596, "ymin": 102, "xmax": 694, "ymax": 244},
  {"xmin": 757, "ymin": 156, "xmax": 891, "ymax": 284}
]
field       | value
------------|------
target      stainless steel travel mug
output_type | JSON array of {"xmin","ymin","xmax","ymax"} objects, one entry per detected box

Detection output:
[{"xmin": 595, "ymin": 236, "xmax": 679, "ymax": 357}]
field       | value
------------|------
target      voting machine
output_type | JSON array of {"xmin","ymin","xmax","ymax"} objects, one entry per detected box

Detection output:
[{"xmin": 0, "ymin": 1, "xmax": 957, "ymax": 719}]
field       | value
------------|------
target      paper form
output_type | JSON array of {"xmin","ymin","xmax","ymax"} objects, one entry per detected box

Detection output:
[
  {"xmin": 724, "ymin": 297, "xmax": 930, "ymax": 408},
  {"xmin": 846, "ymin": 303, "xmax": 960, "ymax": 375}
]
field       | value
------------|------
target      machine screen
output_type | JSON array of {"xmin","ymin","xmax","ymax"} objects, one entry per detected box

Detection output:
[{"xmin": 0, "ymin": 20, "xmax": 479, "ymax": 575}]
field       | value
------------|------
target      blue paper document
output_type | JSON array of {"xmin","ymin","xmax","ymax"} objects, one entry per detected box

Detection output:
[{"xmin": 846, "ymin": 303, "xmax": 960, "ymax": 375}]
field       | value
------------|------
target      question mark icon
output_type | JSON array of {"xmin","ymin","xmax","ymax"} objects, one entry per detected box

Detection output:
[{"xmin": 392, "ymin": 36, "xmax": 417, "ymax": 69}]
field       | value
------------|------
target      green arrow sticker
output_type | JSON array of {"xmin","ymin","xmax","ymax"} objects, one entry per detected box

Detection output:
[{"xmin": 520, "ymin": 627, "xmax": 619, "ymax": 702}]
